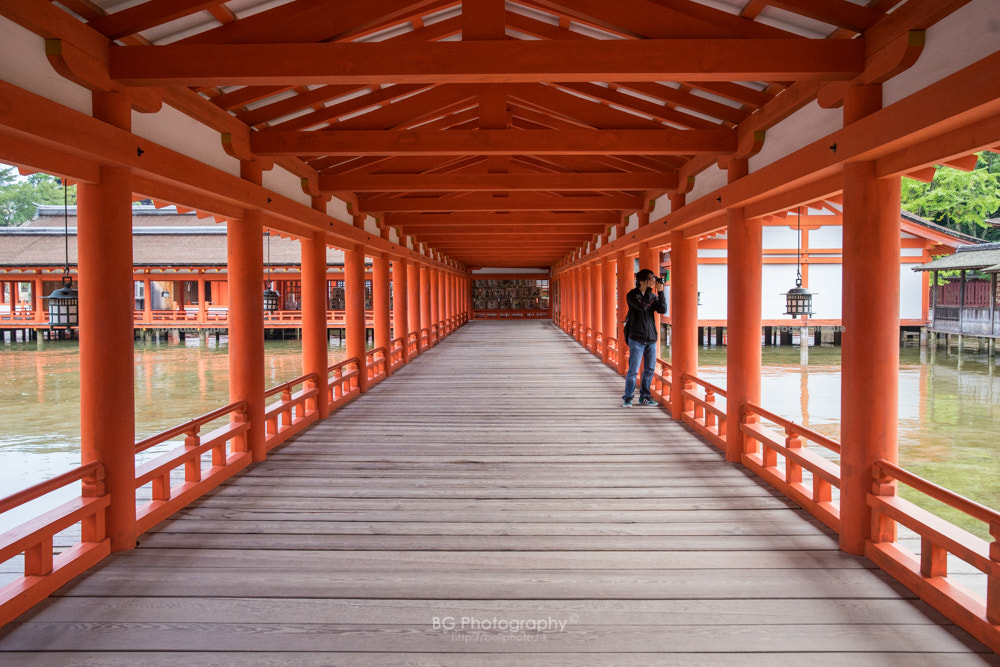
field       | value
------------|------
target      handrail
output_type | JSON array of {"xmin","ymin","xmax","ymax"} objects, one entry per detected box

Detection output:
[
  {"xmin": 744, "ymin": 401, "xmax": 841, "ymax": 455},
  {"xmin": 874, "ymin": 459, "xmax": 1000, "ymax": 528},
  {"xmin": 869, "ymin": 458, "xmax": 1000, "ymax": 648},
  {"xmin": 1, "ymin": 460, "xmax": 110, "ymax": 627},
  {"xmin": 135, "ymin": 400, "xmax": 248, "ymax": 454},
  {"xmin": 680, "ymin": 372, "xmax": 726, "ymax": 451},
  {"xmin": 264, "ymin": 372, "xmax": 321, "ymax": 452},
  {"xmin": 0, "ymin": 461, "xmax": 103, "ymax": 515},
  {"xmin": 264, "ymin": 372, "xmax": 319, "ymax": 398}
]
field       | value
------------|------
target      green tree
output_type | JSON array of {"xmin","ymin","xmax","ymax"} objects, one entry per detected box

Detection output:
[
  {"xmin": 0, "ymin": 166, "xmax": 76, "ymax": 226},
  {"xmin": 901, "ymin": 152, "xmax": 1000, "ymax": 241}
]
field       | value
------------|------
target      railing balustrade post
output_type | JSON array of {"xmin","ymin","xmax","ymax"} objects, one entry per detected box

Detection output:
[
  {"xmin": 785, "ymin": 429, "xmax": 802, "ymax": 486},
  {"xmin": 185, "ymin": 426, "xmax": 202, "ymax": 483},
  {"xmin": 24, "ymin": 537, "xmax": 53, "ymax": 577},
  {"xmin": 870, "ymin": 463, "xmax": 897, "ymax": 544},
  {"xmin": 81, "ymin": 464, "xmax": 107, "ymax": 543},
  {"xmin": 987, "ymin": 521, "xmax": 999, "ymax": 624},
  {"xmin": 281, "ymin": 389, "xmax": 293, "ymax": 427},
  {"xmin": 705, "ymin": 389, "xmax": 716, "ymax": 429}
]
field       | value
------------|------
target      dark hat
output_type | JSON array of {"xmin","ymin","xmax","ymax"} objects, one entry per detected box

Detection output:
[{"xmin": 635, "ymin": 268, "xmax": 656, "ymax": 282}]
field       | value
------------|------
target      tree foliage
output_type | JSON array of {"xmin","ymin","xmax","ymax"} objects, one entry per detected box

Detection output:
[
  {"xmin": 0, "ymin": 166, "xmax": 76, "ymax": 226},
  {"xmin": 901, "ymin": 151, "xmax": 1000, "ymax": 241}
]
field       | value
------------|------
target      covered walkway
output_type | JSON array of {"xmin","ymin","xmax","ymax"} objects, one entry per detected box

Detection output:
[{"xmin": 0, "ymin": 321, "xmax": 992, "ymax": 664}]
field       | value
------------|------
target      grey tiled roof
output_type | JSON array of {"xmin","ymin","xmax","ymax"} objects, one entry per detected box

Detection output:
[{"xmin": 915, "ymin": 242, "xmax": 1000, "ymax": 271}]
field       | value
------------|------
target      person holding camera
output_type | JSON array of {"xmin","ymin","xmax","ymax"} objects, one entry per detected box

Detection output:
[{"xmin": 622, "ymin": 268, "xmax": 667, "ymax": 407}]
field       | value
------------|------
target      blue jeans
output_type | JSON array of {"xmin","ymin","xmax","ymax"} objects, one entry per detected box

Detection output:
[{"xmin": 624, "ymin": 338, "xmax": 657, "ymax": 401}]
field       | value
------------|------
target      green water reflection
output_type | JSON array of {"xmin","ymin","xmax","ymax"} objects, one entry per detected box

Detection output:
[{"xmin": 1, "ymin": 336, "xmax": 998, "ymax": 540}]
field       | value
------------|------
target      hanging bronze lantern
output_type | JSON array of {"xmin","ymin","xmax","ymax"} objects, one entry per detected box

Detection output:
[
  {"xmin": 263, "ymin": 231, "xmax": 280, "ymax": 312},
  {"xmin": 783, "ymin": 206, "xmax": 814, "ymax": 318},
  {"xmin": 43, "ymin": 179, "xmax": 78, "ymax": 328}
]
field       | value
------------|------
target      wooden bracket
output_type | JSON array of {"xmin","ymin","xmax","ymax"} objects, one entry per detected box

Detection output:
[
  {"xmin": 45, "ymin": 39, "xmax": 161, "ymax": 113},
  {"xmin": 818, "ymin": 31, "xmax": 925, "ymax": 109}
]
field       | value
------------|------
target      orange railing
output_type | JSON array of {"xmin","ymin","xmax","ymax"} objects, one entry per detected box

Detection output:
[
  {"xmin": 264, "ymin": 373, "xmax": 320, "ymax": 452},
  {"xmin": 741, "ymin": 402, "xmax": 841, "ymax": 533},
  {"xmin": 407, "ymin": 331, "xmax": 420, "ymax": 358},
  {"xmin": 366, "ymin": 347, "xmax": 388, "ymax": 387},
  {"xmin": 327, "ymin": 357, "xmax": 361, "ymax": 412},
  {"xmin": 133, "ymin": 401, "xmax": 252, "ymax": 535},
  {"xmin": 650, "ymin": 356, "xmax": 671, "ymax": 405},
  {"xmin": 868, "ymin": 460, "xmax": 999, "ymax": 652},
  {"xmin": 0, "ymin": 461, "xmax": 110, "ymax": 627},
  {"xmin": 389, "ymin": 337, "xmax": 405, "ymax": 371},
  {"xmin": 681, "ymin": 373, "xmax": 727, "ymax": 453}
]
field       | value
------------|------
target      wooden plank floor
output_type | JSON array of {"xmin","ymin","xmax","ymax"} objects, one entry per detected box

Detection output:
[{"xmin": 1, "ymin": 320, "xmax": 997, "ymax": 665}]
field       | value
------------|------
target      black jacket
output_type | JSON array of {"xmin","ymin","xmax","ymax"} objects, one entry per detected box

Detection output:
[{"xmin": 626, "ymin": 287, "xmax": 667, "ymax": 343}]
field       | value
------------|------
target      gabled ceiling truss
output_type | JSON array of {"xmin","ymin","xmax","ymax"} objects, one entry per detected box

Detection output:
[{"xmin": 15, "ymin": 0, "xmax": 950, "ymax": 269}]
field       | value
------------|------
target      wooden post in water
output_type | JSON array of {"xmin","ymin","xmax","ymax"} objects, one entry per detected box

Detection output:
[
  {"xmin": 840, "ymin": 83, "xmax": 900, "ymax": 556},
  {"xmin": 78, "ymin": 91, "xmax": 136, "ymax": 551}
]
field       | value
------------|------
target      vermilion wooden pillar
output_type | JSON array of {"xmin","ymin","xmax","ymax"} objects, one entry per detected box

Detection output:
[
  {"xmin": 433, "ymin": 269, "xmax": 443, "ymax": 328},
  {"xmin": 583, "ymin": 264, "xmax": 594, "ymax": 351},
  {"xmin": 419, "ymin": 264, "xmax": 431, "ymax": 334},
  {"xmin": 229, "ymin": 160, "xmax": 267, "ymax": 463},
  {"xmin": 641, "ymin": 242, "xmax": 661, "ymax": 354},
  {"xmin": 724, "ymin": 159, "xmax": 762, "ymax": 463},
  {"xmin": 840, "ymin": 83, "xmax": 900, "ymax": 555},
  {"xmin": 670, "ymin": 230, "xmax": 698, "ymax": 421},
  {"xmin": 407, "ymin": 262, "xmax": 420, "ymax": 339},
  {"xmin": 615, "ymin": 250, "xmax": 630, "ymax": 375},
  {"xmin": 344, "ymin": 248, "xmax": 368, "ymax": 393},
  {"xmin": 393, "ymin": 258, "xmax": 410, "ymax": 362},
  {"xmin": 78, "ymin": 91, "xmax": 135, "ymax": 551},
  {"xmin": 373, "ymin": 254, "xmax": 392, "ymax": 372},
  {"xmin": 575, "ymin": 268, "xmax": 584, "ymax": 342},
  {"xmin": 301, "ymin": 209, "xmax": 329, "ymax": 418},
  {"xmin": 589, "ymin": 262, "xmax": 601, "ymax": 354},
  {"xmin": 601, "ymin": 257, "xmax": 616, "ymax": 365}
]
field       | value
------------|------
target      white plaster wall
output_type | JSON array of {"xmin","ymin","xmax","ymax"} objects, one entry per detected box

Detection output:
[
  {"xmin": 763, "ymin": 226, "xmax": 799, "ymax": 250},
  {"xmin": 750, "ymin": 102, "xmax": 843, "ymax": 173},
  {"xmin": 884, "ymin": 0, "xmax": 1000, "ymax": 105},
  {"xmin": 261, "ymin": 164, "xmax": 310, "ymax": 207},
  {"xmin": 809, "ymin": 225, "xmax": 843, "ymax": 249},
  {"xmin": 0, "ymin": 16, "xmax": 91, "ymax": 115},
  {"xmin": 807, "ymin": 263, "xmax": 843, "ymax": 320},
  {"xmin": 698, "ymin": 249, "xmax": 727, "ymax": 259},
  {"xmin": 901, "ymin": 247, "xmax": 924, "ymax": 258},
  {"xmin": 688, "ymin": 163, "xmax": 727, "ymax": 203},
  {"xmin": 326, "ymin": 198, "xmax": 353, "ymax": 226},
  {"xmin": 697, "ymin": 263, "xmax": 727, "ymax": 320},
  {"xmin": 131, "ymin": 103, "xmax": 239, "ymax": 177},
  {"xmin": 900, "ymin": 265, "xmax": 924, "ymax": 320},
  {"xmin": 762, "ymin": 263, "xmax": 800, "ymax": 320}
]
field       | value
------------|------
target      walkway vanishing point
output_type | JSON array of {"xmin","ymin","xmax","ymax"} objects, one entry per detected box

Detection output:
[{"xmin": 0, "ymin": 321, "xmax": 995, "ymax": 665}]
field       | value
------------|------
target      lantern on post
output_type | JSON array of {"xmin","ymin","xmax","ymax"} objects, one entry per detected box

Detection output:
[
  {"xmin": 263, "ymin": 231, "xmax": 280, "ymax": 312},
  {"xmin": 43, "ymin": 178, "xmax": 78, "ymax": 328},
  {"xmin": 783, "ymin": 206, "xmax": 814, "ymax": 318}
]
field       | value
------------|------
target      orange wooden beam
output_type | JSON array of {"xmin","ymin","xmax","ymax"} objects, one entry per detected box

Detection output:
[
  {"xmin": 357, "ymin": 192, "xmax": 643, "ymax": 213},
  {"xmin": 319, "ymin": 171, "xmax": 677, "ymax": 192},
  {"xmin": 385, "ymin": 211, "xmax": 620, "ymax": 226},
  {"xmin": 108, "ymin": 39, "xmax": 865, "ymax": 86},
  {"xmin": 251, "ymin": 128, "xmax": 736, "ymax": 157}
]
